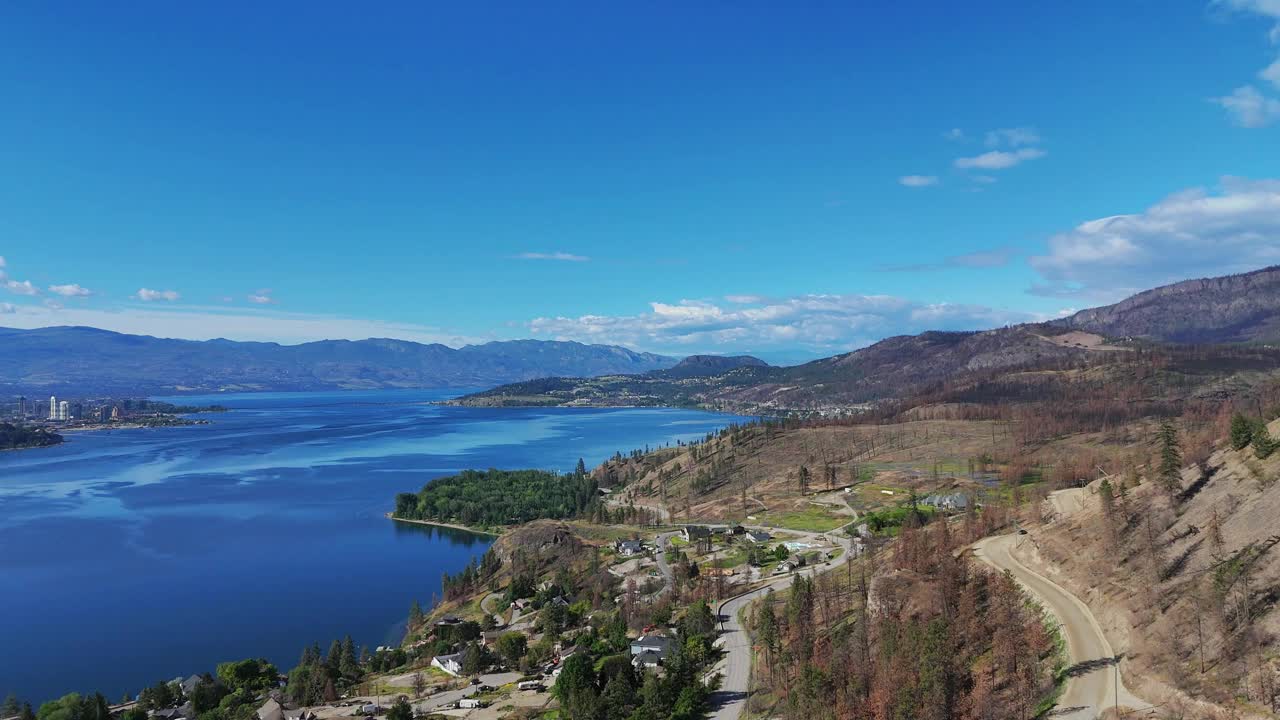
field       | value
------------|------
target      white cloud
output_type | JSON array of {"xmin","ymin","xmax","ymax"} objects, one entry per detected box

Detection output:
[
  {"xmin": 1213, "ymin": 0, "xmax": 1280, "ymax": 38},
  {"xmin": 1262, "ymin": 58, "xmax": 1280, "ymax": 88},
  {"xmin": 954, "ymin": 147, "xmax": 1046, "ymax": 170},
  {"xmin": 135, "ymin": 288, "xmax": 181, "ymax": 302},
  {"xmin": 0, "ymin": 255, "xmax": 6, "ymax": 269},
  {"xmin": 724, "ymin": 294, "xmax": 766, "ymax": 304},
  {"xmin": 528, "ymin": 294, "xmax": 1034, "ymax": 356},
  {"xmin": 1029, "ymin": 177, "xmax": 1280, "ymax": 299},
  {"xmin": 4, "ymin": 279, "xmax": 39, "ymax": 296},
  {"xmin": 0, "ymin": 302, "xmax": 14, "ymax": 314},
  {"xmin": 247, "ymin": 289, "xmax": 276, "ymax": 304},
  {"xmin": 899, "ymin": 175, "xmax": 940, "ymax": 187},
  {"xmin": 1211, "ymin": 1, "xmax": 1280, "ymax": 124},
  {"xmin": 513, "ymin": 251, "xmax": 590, "ymax": 262},
  {"xmin": 971, "ymin": 175, "xmax": 998, "ymax": 184},
  {"xmin": 984, "ymin": 127, "xmax": 1041, "ymax": 147},
  {"xmin": 49, "ymin": 283, "xmax": 92, "ymax": 297},
  {"xmin": 1213, "ymin": 85, "xmax": 1280, "ymax": 126},
  {"xmin": 943, "ymin": 128, "xmax": 966, "ymax": 141}
]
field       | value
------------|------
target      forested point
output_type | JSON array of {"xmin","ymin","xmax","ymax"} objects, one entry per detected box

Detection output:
[
  {"xmin": 0, "ymin": 423, "xmax": 63, "ymax": 450},
  {"xmin": 393, "ymin": 468, "xmax": 600, "ymax": 527}
]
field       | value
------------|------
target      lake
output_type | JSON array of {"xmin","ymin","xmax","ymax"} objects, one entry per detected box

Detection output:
[{"xmin": 0, "ymin": 389, "xmax": 745, "ymax": 704}]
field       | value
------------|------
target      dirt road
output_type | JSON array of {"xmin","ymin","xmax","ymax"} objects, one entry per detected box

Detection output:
[{"xmin": 973, "ymin": 533, "xmax": 1152, "ymax": 719}]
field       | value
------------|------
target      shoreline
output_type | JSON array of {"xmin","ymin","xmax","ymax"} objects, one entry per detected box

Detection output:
[{"xmin": 386, "ymin": 513, "xmax": 503, "ymax": 537}]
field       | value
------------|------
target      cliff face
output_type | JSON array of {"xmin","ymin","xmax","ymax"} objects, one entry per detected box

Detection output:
[{"xmin": 1056, "ymin": 266, "xmax": 1280, "ymax": 343}]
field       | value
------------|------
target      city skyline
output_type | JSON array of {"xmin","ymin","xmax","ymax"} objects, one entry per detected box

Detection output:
[{"xmin": 2, "ymin": 2, "xmax": 1279, "ymax": 362}]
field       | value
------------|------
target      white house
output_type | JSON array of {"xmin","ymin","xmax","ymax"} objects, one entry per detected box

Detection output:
[{"xmin": 431, "ymin": 652, "xmax": 464, "ymax": 676}]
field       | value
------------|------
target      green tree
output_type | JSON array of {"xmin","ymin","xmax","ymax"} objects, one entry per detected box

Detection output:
[
  {"xmin": 138, "ymin": 682, "xmax": 177, "ymax": 712},
  {"xmin": 386, "ymin": 698, "xmax": 411, "ymax": 720},
  {"xmin": 553, "ymin": 654, "xmax": 598, "ymax": 719},
  {"xmin": 189, "ymin": 677, "xmax": 227, "ymax": 714},
  {"xmin": 1253, "ymin": 426, "xmax": 1278, "ymax": 459},
  {"xmin": 461, "ymin": 644, "xmax": 492, "ymax": 675},
  {"xmin": 680, "ymin": 600, "xmax": 716, "ymax": 638},
  {"xmin": 1230, "ymin": 413, "xmax": 1257, "ymax": 450},
  {"xmin": 3, "ymin": 696, "xmax": 22, "ymax": 718},
  {"xmin": 339, "ymin": 636, "xmax": 360, "ymax": 680},
  {"xmin": 216, "ymin": 659, "xmax": 279, "ymax": 694},
  {"xmin": 1157, "ymin": 420, "xmax": 1183, "ymax": 496},
  {"xmin": 408, "ymin": 600, "xmax": 424, "ymax": 629},
  {"xmin": 19, "ymin": 705, "xmax": 34, "ymax": 720},
  {"xmin": 756, "ymin": 594, "xmax": 779, "ymax": 675},
  {"xmin": 495, "ymin": 632, "xmax": 527, "ymax": 668}
]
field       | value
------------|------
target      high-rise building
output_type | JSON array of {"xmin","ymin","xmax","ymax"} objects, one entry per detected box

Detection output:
[
  {"xmin": 17, "ymin": 396, "xmax": 25, "ymax": 417},
  {"xmin": 49, "ymin": 395, "xmax": 58, "ymax": 420},
  {"xmin": 58, "ymin": 400, "xmax": 69, "ymax": 421}
]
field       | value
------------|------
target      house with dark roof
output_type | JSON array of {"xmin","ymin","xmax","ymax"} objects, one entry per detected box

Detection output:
[
  {"xmin": 745, "ymin": 530, "xmax": 772, "ymax": 543},
  {"xmin": 431, "ymin": 652, "xmax": 464, "ymax": 676},
  {"xmin": 922, "ymin": 493, "xmax": 969, "ymax": 511},
  {"xmin": 178, "ymin": 675, "xmax": 203, "ymax": 698},
  {"xmin": 682, "ymin": 525, "xmax": 711, "ymax": 541},
  {"xmin": 616, "ymin": 540, "xmax": 645, "ymax": 556},
  {"xmin": 629, "ymin": 634, "xmax": 673, "ymax": 667}
]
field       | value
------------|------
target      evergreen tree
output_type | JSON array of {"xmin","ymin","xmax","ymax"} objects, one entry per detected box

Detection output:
[
  {"xmin": 339, "ymin": 635, "xmax": 360, "ymax": 680},
  {"xmin": 1230, "ymin": 413, "xmax": 1257, "ymax": 450},
  {"xmin": 408, "ymin": 600, "xmax": 424, "ymax": 629},
  {"xmin": 3, "ymin": 695, "xmax": 21, "ymax": 718},
  {"xmin": 1157, "ymin": 420, "xmax": 1183, "ymax": 496}
]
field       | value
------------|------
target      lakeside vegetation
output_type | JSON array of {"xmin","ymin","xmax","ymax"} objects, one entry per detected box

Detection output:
[{"xmin": 393, "ymin": 465, "xmax": 601, "ymax": 528}]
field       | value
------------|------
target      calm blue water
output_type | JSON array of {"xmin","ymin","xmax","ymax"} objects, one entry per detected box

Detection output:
[{"xmin": 0, "ymin": 389, "xmax": 744, "ymax": 704}]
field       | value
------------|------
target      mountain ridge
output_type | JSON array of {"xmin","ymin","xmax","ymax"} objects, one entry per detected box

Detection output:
[
  {"xmin": 455, "ymin": 267, "xmax": 1280, "ymax": 412},
  {"xmin": 0, "ymin": 326, "xmax": 678, "ymax": 395}
]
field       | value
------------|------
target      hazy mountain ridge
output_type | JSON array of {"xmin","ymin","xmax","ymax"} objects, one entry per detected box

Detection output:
[
  {"xmin": 0, "ymin": 326, "xmax": 677, "ymax": 394},
  {"xmin": 1053, "ymin": 265, "xmax": 1280, "ymax": 344}
]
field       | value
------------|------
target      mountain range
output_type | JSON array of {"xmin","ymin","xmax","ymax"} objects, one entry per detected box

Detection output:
[
  {"xmin": 456, "ymin": 266, "xmax": 1280, "ymax": 412},
  {"xmin": 0, "ymin": 327, "xmax": 677, "ymax": 395}
]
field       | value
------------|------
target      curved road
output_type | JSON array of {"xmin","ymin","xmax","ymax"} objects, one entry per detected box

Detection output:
[
  {"xmin": 708, "ymin": 529, "xmax": 853, "ymax": 720},
  {"xmin": 974, "ymin": 533, "xmax": 1152, "ymax": 719}
]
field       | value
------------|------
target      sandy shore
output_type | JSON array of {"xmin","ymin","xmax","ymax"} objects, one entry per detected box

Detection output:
[{"xmin": 386, "ymin": 513, "xmax": 502, "ymax": 536}]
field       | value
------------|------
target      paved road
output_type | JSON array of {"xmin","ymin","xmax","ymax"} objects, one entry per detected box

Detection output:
[
  {"xmin": 707, "ymin": 528, "xmax": 853, "ymax": 720},
  {"xmin": 643, "ymin": 530, "xmax": 679, "ymax": 601},
  {"xmin": 974, "ymin": 533, "xmax": 1152, "ymax": 719}
]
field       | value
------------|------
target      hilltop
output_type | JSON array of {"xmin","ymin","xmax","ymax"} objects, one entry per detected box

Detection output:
[
  {"xmin": 1053, "ymin": 265, "xmax": 1280, "ymax": 344},
  {"xmin": 0, "ymin": 327, "xmax": 677, "ymax": 395}
]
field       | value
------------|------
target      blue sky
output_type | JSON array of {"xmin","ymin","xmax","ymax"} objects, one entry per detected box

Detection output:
[{"xmin": 2, "ymin": 1, "xmax": 1278, "ymax": 363}]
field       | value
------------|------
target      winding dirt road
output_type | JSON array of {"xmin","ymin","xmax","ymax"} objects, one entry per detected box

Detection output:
[{"xmin": 973, "ymin": 533, "xmax": 1153, "ymax": 719}]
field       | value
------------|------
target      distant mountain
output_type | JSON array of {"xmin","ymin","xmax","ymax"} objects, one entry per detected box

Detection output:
[
  {"xmin": 1052, "ymin": 265, "xmax": 1280, "ymax": 344},
  {"xmin": 455, "ymin": 267, "xmax": 1280, "ymax": 412},
  {"xmin": 0, "ymin": 326, "xmax": 677, "ymax": 395},
  {"xmin": 657, "ymin": 355, "xmax": 769, "ymax": 379}
]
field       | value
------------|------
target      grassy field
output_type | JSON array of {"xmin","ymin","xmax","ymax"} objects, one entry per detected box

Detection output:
[{"xmin": 756, "ymin": 506, "xmax": 848, "ymax": 532}]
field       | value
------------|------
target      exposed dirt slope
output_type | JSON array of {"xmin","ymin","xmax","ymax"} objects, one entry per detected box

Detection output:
[{"xmin": 1019, "ymin": 420, "xmax": 1280, "ymax": 716}]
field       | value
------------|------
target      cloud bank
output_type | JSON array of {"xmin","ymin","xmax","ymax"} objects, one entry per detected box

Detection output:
[
  {"xmin": 529, "ymin": 294, "xmax": 1034, "ymax": 356},
  {"xmin": 1030, "ymin": 177, "xmax": 1280, "ymax": 299}
]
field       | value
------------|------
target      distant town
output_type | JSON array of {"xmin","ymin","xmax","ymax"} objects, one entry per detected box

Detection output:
[{"xmin": 1, "ymin": 395, "xmax": 226, "ymax": 449}]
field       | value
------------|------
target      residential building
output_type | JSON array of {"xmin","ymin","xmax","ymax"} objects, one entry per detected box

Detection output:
[
  {"xmin": 616, "ymin": 540, "xmax": 644, "ymax": 556},
  {"xmin": 431, "ymin": 652, "xmax": 464, "ymax": 676},
  {"xmin": 628, "ymin": 633, "xmax": 673, "ymax": 667},
  {"xmin": 682, "ymin": 525, "xmax": 711, "ymax": 542},
  {"xmin": 745, "ymin": 530, "xmax": 772, "ymax": 543},
  {"xmin": 49, "ymin": 395, "xmax": 58, "ymax": 420},
  {"xmin": 58, "ymin": 400, "xmax": 69, "ymax": 421}
]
